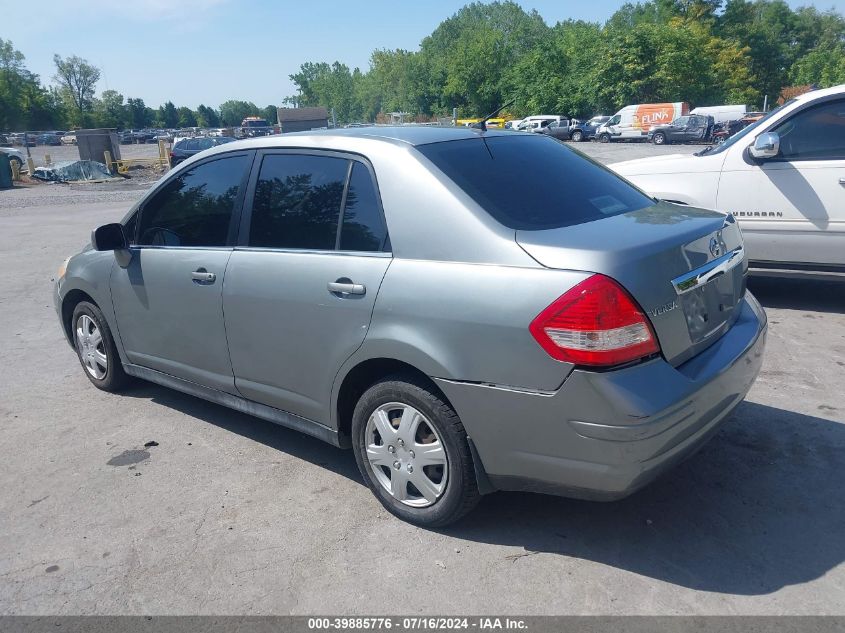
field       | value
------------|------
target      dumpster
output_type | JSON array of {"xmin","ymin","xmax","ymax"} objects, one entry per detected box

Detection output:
[
  {"xmin": 76, "ymin": 128, "xmax": 121, "ymax": 169},
  {"xmin": 0, "ymin": 153, "xmax": 12, "ymax": 189}
]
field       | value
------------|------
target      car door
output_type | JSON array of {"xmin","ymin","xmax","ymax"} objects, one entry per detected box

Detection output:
[
  {"xmin": 667, "ymin": 116, "xmax": 689, "ymax": 141},
  {"xmin": 223, "ymin": 150, "xmax": 392, "ymax": 424},
  {"xmin": 717, "ymin": 97, "xmax": 845, "ymax": 267},
  {"xmin": 110, "ymin": 151, "xmax": 254, "ymax": 392}
]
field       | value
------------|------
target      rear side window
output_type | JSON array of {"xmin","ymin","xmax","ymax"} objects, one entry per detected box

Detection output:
[
  {"xmin": 249, "ymin": 154, "xmax": 348, "ymax": 250},
  {"xmin": 137, "ymin": 154, "xmax": 250, "ymax": 247},
  {"xmin": 339, "ymin": 163, "xmax": 387, "ymax": 251},
  {"xmin": 417, "ymin": 135, "xmax": 654, "ymax": 230}
]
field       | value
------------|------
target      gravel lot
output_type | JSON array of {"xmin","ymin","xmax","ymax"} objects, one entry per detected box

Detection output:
[{"xmin": 1, "ymin": 141, "xmax": 843, "ymax": 615}]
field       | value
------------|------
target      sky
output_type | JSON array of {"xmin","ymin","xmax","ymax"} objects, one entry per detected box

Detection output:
[{"xmin": 3, "ymin": 0, "xmax": 845, "ymax": 109}]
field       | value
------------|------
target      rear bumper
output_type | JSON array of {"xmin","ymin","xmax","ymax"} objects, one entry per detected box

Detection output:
[{"xmin": 435, "ymin": 292, "xmax": 767, "ymax": 500}]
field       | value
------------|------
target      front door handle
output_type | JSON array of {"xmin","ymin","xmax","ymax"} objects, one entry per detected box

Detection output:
[
  {"xmin": 191, "ymin": 268, "xmax": 216, "ymax": 284},
  {"xmin": 839, "ymin": 178, "xmax": 845, "ymax": 186},
  {"xmin": 328, "ymin": 281, "xmax": 366, "ymax": 296}
]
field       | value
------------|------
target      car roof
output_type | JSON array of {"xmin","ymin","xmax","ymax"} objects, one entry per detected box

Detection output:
[
  {"xmin": 237, "ymin": 125, "xmax": 512, "ymax": 148},
  {"xmin": 187, "ymin": 125, "xmax": 528, "ymax": 168}
]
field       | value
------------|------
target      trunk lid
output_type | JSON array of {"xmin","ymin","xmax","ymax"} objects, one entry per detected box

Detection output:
[{"xmin": 516, "ymin": 201, "xmax": 747, "ymax": 366}]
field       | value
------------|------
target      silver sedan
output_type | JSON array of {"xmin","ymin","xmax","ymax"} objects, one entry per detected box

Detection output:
[{"xmin": 54, "ymin": 127, "xmax": 766, "ymax": 526}]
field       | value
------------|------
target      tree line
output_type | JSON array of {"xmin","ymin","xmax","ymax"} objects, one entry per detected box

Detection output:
[
  {"xmin": 0, "ymin": 44, "xmax": 278, "ymax": 132},
  {"xmin": 289, "ymin": 0, "xmax": 845, "ymax": 122},
  {"xmin": 3, "ymin": 0, "xmax": 845, "ymax": 132}
]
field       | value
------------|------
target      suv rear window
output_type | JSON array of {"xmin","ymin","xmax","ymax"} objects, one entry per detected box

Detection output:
[{"xmin": 416, "ymin": 135, "xmax": 654, "ymax": 231}]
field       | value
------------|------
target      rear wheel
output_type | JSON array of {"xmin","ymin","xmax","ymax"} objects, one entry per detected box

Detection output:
[
  {"xmin": 652, "ymin": 132, "xmax": 667, "ymax": 145},
  {"xmin": 571, "ymin": 130, "xmax": 583, "ymax": 142},
  {"xmin": 72, "ymin": 301, "xmax": 130, "ymax": 392},
  {"xmin": 598, "ymin": 133, "xmax": 611, "ymax": 143},
  {"xmin": 352, "ymin": 374, "xmax": 480, "ymax": 527}
]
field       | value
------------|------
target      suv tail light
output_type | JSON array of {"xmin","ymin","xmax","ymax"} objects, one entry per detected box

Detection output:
[{"xmin": 529, "ymin": 274, "xmax": 659, "ymax": 367}]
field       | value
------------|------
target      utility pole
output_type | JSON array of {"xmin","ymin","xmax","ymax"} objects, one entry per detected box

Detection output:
[{"xmin": 331, "ymin": 108, "xmax": 336, "ymax": 129}]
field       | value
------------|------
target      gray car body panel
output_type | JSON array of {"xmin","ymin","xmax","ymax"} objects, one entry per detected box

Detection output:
[
  {"xmin": 55, "ymin": 126, "xmax": 767, "ymax": 501},
  {"xmin": 436, "ymin": 292, "xmax": 766, "ymax": 499}
]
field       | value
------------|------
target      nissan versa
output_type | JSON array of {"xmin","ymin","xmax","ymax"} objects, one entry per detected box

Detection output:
[{"xmin": 55, "ymin": 127, "xmax": 767, "ymax": 526}]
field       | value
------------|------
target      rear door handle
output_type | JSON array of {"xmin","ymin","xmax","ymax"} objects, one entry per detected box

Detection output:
[
  {"xmin": 328, "ymin": 281, "xmax": 366, "ymax": 295},
  {"xmin": 839, "ymin": 178, "xmax": 845, "ymax": 185},
  {"xmin": 191, "ymin": 269, "xmax": 216, "ymax": 284}
]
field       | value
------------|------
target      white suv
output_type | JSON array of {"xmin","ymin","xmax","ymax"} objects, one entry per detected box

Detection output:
[{"xmin": 611, "ymin": 84, "xmax": 845, "ymax": 277}]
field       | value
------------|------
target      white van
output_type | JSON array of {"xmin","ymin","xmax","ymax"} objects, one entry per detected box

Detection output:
[
  {"xmin": 610, "ymin": 85, "xmax": 845, "ymax": 277},
  {"xmin": 516, "ymin": 115, "xmax": 565, "ymax": 131},
  {"xmin": 690, "ymin": 105, "xmax": 747, "ymax": 123},
  {"xmin": 596, "ymin": 103, "xmax": 688, "ymax": 142}
]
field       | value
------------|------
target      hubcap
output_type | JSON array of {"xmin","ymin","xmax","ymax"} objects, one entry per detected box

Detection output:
[
  {"xmin": 365, "ymin": 403, "xmax": 448, "ymax": 508},
  {"xmin": 75, "ymin": 314, "xmax": 107, "ymax": 379}
]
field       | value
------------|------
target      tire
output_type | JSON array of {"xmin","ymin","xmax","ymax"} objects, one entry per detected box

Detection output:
[
  {"xmin": 9, "ymin": 157, "xmax": 22, "ymax": 172},
  {"xmin": 598, "ymin": 133, "xmax": 611, "ymax": 143},
  {"xmin": 71, "ymin": 301, "xmax": 130, "ymax": 392},
  {"xmin": 351, "ymin": 374, "xmax": 480, "ymax": 527},
  {"xmin": 571, "ymin": 130, "xmax": 583, "ymax": 142},
  {"xmin": 652, "ymin": 132, "xmax": 666, "ymax": 145}
]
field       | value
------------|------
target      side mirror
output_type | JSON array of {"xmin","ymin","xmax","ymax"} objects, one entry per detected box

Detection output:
[
  {"xmin": 749, "ymin": 132, "xmax": 780, "ymax": 159},
  {"xmin": 91, "ymin": 223, "xmax": 127, "ymax": 251}
]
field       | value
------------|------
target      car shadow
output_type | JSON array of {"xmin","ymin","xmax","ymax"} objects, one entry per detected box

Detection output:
[
  {"xmin": 748, "ymin": 276, "xmax": 845, "ymax": 314},
  {"xmin": 121, "ymin": 382, "xmax": 362, "ymax": 484},
  {"xmin": 122, "ymin": 380, "xmax": 844, "ymax": 595},
  {"xmin": 444, "ymin": 401, "xmax": 845, "ymax": 595}
]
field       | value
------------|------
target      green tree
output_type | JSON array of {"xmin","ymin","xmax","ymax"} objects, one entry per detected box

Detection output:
[
  {"xmin": 94, "ymin": 89, "xmax": 126, "ymax": 128},
  {"xmin": 1, "ymin": 39, "xmax": 59, "ymax": 131},
  {"xmin": 126, "ymin": 98, "xmax": 152, "ymax": 129},
  {"xmin": 177, "ymin": 106, "xmax": 197, "ymax": 127},
  {"xmin": 262, "ymin": 104, "xmax": 278, "ymax": 124},
  {"xmin": 158, "ymin": 101, "xmax": 179, "ymax": 127},
  {"xmin": 52, "ymin": 54, "xmax": 100, "ymax": 123},
  {"xmin": 219, "ymin": 100, "xmax": 259, "ymax": 126},
  {"xmin": 194, "ymin": 104, "xmax": 220, "ymax": 127}
]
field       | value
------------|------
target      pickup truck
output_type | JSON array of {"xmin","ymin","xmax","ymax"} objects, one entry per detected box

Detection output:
[{"xmin": 647, "ymin": 114, "xmax": 715, "ymax": 145}]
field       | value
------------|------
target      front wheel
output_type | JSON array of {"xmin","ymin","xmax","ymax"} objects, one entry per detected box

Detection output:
[
  {"xmin": 598, "ymin": 133, "xmax": 611, "ymax": 143},
  {"xmin": 652, "ymin": 132, "xmax": 666, "ymax": 145},
  {"xmin": 72, "ymin": 301, "xmax": 130, "ymax": 392},
  {"xmin": 352, "ymin": 375, "xmax": 480, "ymax": 527},
  {"xmin": 9, "ymin": 157, "xmax": 22, "ymax": 173},
  {"xmin": 571, "ymin": 130, "xmax": 583, "ymax": 142}
]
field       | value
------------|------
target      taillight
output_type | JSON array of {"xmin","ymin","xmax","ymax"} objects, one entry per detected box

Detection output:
[{"xmin": 529, "ymin": 274, "xmax": 659, "ymax": 367}]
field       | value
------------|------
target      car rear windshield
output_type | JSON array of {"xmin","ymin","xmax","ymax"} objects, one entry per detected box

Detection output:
[{"xmin": 416, "ymin": 134, "xmax": 655, "ymax": 230}]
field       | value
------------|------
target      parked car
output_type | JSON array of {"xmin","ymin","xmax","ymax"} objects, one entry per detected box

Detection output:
[
  {"xmin": 169, "ymin": 136, "xmax": 236, "ymax": 166},
  {"xmin": 61, "ymin": 131, "xmax": 78, "ymax": 145},
  {"xmin": 647, "ymin": 114, "xmax": 715, "ymax": 145},
  {"xmin": 0, "ymin": 134, "xmax": 9, "ymax": 147},
  {"xmin": 37, "ymin": 133, "xmax": 62, "ymax": 146},
  {"xmin": 539, "ymin": 119, "xmax": 573, "ymax": 140},
  {"xmin": 1, "ymin": 147, "xmax": 26, "ymax": 172},
  {"xmin": 10, "ymin": 133, "xmax": 36, "ymax": 147},
  {"xmin": 55, "ymin": 127, "xmax": 766, "ymax": 526},
  {"xmin": 566, "ymin": 116, "xmax": 611, "ymax": 142},
  {"xmin": 610, "ymin": 83, "xmax": 845, "ymax": 277},
  {"xmin": 516, "ymin": 115, "xmax": 566, "ymax": 131},
  {"xmin": 597, "ymin": 103, "xmax": 689, "ymax": 142}
]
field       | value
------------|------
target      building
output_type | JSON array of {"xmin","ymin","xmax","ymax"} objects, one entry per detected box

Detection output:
[{"xmin": 276, "ymin": 107, "xmax": 329, "ymax": 133}]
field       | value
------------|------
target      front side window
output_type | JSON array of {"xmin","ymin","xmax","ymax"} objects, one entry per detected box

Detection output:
[
  {"xmin": 249, "ymin": 154, "xmax": 348, "ymax": 250},
  {"xmin": 673, "ymin": 116, "xmax": 690, "ymax": 127},
  {"xmin": 417, "ymin": 135, "xmax": 654, "ymax": 231},
  {"xmin": 339, "ymin": 163, "xmax": 387, "ymax": 252},
  {"xmin": 137, "ymin": 154, "xmax": 249, "ymax": 247},
  {"xmin": 772, "ymin": 99, "xmax": 845, "ymax": 161}
]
